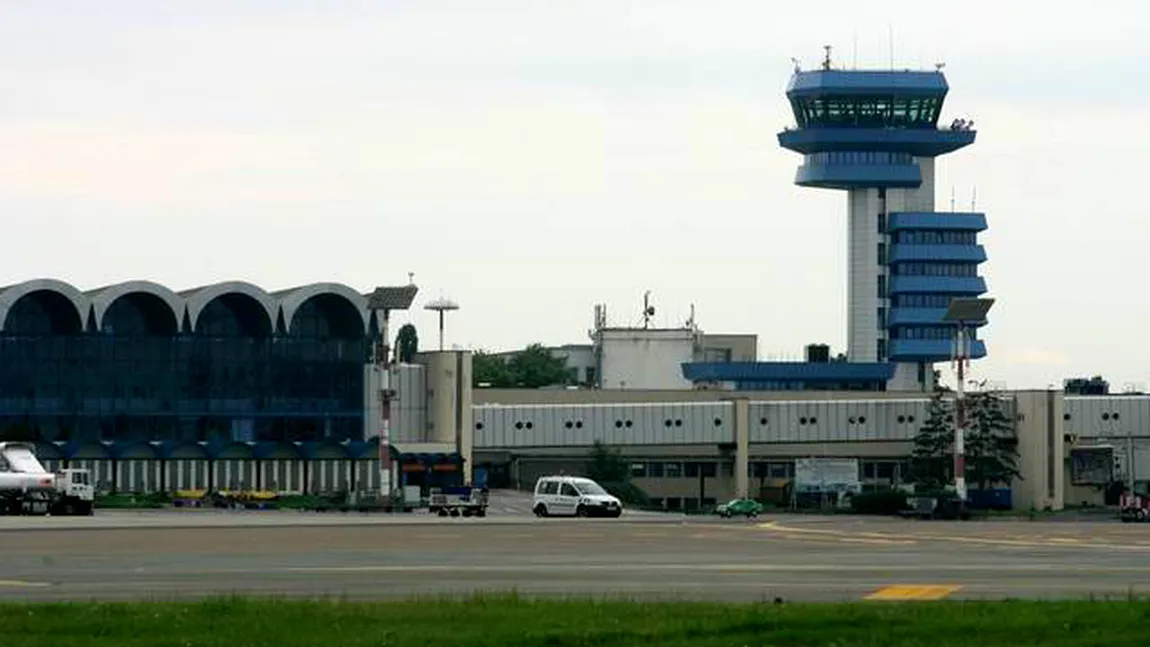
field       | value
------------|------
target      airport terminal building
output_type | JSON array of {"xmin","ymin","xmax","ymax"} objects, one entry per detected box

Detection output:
[{"xmin": 0, "ymin": 277, "xmax": 1144, "ymax": 513}]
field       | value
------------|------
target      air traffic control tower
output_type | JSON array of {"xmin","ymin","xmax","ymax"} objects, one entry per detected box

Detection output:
[{"xmin": 777, "ymin": 51, "xmax": 989, "ymax": 391}]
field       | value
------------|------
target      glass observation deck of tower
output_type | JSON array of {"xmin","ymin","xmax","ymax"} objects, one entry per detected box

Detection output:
[{"xmin": 776, "ymin": 50, "xmax": 990, "ymax": 370}]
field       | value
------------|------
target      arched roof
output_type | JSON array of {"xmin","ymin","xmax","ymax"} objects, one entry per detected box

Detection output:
[
  {"xmin": 179, "ymin": 281, "xmax": 277, "ymax": 335},
  {"xmin": 0, "ymin": 279, "xmax": 88, "ymax": 334},
  {"xmin": 273, "ymin": 282, "xmax": 369, "ymax": 336},
  {"xmin": 86, "ymin": 280, "xmax": 184, "ymax": 334}
]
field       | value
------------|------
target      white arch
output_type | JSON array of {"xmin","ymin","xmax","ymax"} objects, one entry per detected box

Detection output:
[
  {"xmin": 179, "ymin": 281, "xmax": 277, "ymax": 335},
  {"xmin": 273, "ymin": 282, "xmax": 369, "ymax": 335},
  {"xmin": 0, "ymin": 279, "xmax": 88, "ymax": 333},
  {"xmin": 86, "ymin": 280, "xmax": 184, "ymax": 334}
]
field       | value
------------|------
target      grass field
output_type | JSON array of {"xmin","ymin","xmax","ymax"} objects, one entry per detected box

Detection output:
[{"xmin": 2, "ymin": 595, "xmax": 1147, "ymax": 646}]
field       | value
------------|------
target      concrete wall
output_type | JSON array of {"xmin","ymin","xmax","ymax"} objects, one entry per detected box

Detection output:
[
  {"xmin": 598, "ymin": 328, "xmax": 697, "ymax": 390},
  {"xmin": 1012, "ymin": 390, "xmax": 1065, "ymax": 511},
  {"xmin": 418, "ymin": 350, "xmax": 474, "ymax": 482}
]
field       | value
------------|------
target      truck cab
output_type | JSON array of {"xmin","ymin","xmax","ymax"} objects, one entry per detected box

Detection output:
[{"xmin": 58, "ymin": 468, "xmax": 94, "ymax": 501}]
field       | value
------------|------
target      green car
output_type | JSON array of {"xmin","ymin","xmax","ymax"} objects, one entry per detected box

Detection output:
[{"xmin": 715, "ymin": 498, "xmax": 763, "ymax": 518}]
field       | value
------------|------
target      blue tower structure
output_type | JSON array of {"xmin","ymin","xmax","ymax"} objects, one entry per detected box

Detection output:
[{"xmin": 776, "ymin": 50, "xmax": 989, "ymax": 391}]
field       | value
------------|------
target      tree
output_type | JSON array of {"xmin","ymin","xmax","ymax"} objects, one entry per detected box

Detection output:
[
  {"xmin": 910, "ymin": 389, "xmax": 954, "ymax": 490},
  {"xmin": 472, "ymin": 351, "xmax": 515, "ymax": 387},
  {"xmin": 964, "ymin": 389, "xmax": 1022, "ymax": 490},
  {"xmin": 585, "ymin": 440, "xmax": 648, "ymax": 506},
  {"xmin": 471, "ymin": 344, "xmax": 573, "ymax": 389},
  {"xmin": 395, "ymin": 324, "xmax": 419, "ymax": 363},
  {"xmin": 909, "ymin": 384, "xmax": 1022, "ymax": 493},
  {"xmin": 586, "ymin": 440, "xmax": 631, "ymax": 483}
]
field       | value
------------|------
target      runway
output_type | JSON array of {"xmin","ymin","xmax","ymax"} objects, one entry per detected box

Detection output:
[{"xmin": 4, "ymin": 512, "xmax": 1150, "ymax": 603}]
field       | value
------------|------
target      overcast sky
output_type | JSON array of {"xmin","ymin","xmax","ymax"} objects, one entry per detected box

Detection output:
[{"xmin": 1, "ymin": 1, "xmax": 1146, "ymax": 391}]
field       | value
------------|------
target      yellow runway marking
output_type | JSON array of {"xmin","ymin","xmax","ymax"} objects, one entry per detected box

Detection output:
[
  {"xmin": 865, "ymin": 584, "xmax": 963, "ymax": 601},
  {"xmin": 0, "ymin": 580, "xmax": 49, "ymax": 588},
  {"xmin": 759, "ymin": 522, "xmax": 1150, "ymax": 551}
]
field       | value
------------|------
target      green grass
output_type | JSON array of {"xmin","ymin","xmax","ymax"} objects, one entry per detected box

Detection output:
[{"xmin": 3, "ymin": 595, "xmax": 1149, "ymax": 646}]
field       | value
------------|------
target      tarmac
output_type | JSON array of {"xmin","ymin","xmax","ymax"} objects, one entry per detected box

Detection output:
[{"xmin": 4, "ymin": 507, "xmax": 1150, "ymax": 603}]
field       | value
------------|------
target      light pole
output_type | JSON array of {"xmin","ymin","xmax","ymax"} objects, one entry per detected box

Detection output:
[
  {"xmin": 367, "ymin": 282, "xmax": 419, "ymax": 498},
  {"xmin": 943, "ymin": 297, "xmax": 995, "ymax": 503}
]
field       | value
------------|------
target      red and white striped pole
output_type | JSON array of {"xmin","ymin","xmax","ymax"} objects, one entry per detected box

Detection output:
[
  {"xmin": 378, "ymin": 309, "xmax": 392, "ymax": 497},
  {"xmin": 952, "ymin": 322, "xmax": 968, "ymax": 501}
]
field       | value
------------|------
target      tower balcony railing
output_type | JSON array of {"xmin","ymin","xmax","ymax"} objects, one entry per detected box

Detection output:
[
  {"xmin": 777, "ymin": 126, "xmax": 976, "ymax": 157},
  {"xmin": 888, "ymin": 276, "xmax": 987, "ymax": 295},
  {"xmin": 887, "ymin": 307, "xmax": 988, "ymax": 328},
  {"xmin": 889, "ymin": 339, "xmax": 987, "ymax": 362},
  {"xmin": 887, "ymin": 212, "xmax": 987, "ymax": 232},
  {"xmin": 888, "ymin": 244, "xmax": 987, "ymax": 264}
]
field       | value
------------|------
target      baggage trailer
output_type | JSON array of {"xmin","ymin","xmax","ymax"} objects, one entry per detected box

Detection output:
[
  {"xmin": 428, "ymin": 486, "xmax": 488, "ymax": 517},
  {"xmin": 0, "ymin": 442, "xmax": 95, "ymax": 516},
  {"xmin": 1119, "ymin": 492, "xmax": 1150, "ymax": 522}
]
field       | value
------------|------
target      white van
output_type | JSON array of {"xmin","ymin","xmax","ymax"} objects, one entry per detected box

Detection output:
[{"xmin": 531, "ymin": 475, "xmax": 623, "ymax": 518}]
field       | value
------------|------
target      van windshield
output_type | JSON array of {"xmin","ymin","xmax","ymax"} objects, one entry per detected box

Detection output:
[{"xmin": 574, "ymin": 481, "xmax": 607, "ymax": 496}]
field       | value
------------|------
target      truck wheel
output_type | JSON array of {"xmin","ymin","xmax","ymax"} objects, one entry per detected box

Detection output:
[
  {"xmin": 533, "ymin": 504, "xmax": 548, "ymax": 518},
  {"xmin": 476, "ymin": 508, "xmax": 487, "ymax": 518},
  {"xmin": 575, "ymin": 506, "xmax": 589, "ymax": 518},
  {"xmin": 438, "ymin": 508, "xmax": 449, "ymax": 517}
]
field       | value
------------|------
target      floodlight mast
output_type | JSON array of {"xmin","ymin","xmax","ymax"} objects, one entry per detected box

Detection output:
[
  {"xmin": 943, "ymin": 297, "xmax": 995, "ymax": 503},
  {"xmin": 367, "ymin": 282, "xmax": 419, "ymax": 499}
]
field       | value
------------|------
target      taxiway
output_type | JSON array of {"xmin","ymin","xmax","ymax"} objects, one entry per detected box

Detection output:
[{"xmin": 3, "ymin": 513, "xmax": 1150, "ymax": 602}]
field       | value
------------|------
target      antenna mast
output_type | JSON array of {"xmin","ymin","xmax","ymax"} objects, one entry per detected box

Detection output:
[
  {"xmin": 642, "ymin": 291, "xmax": 654, "ymax": 329},
  {"xmin": 822, "ymin": 45, "xmax": 833, "ymax": 70},
  {"xmin": 887, "ymin": 24, "xmax": 895, "ymax": 69}
]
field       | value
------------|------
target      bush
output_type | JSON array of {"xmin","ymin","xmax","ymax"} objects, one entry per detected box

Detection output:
[
  {"xmin": 598, "ymin": 481, "xmax": 650, "ymax": 507},
  {"xmin": 94, "ymin": 492, "xmax": 169, "ymax": 509},
  {"xmin": 849, "ymin": 490, "xmax": 910, "ymax": 515}
]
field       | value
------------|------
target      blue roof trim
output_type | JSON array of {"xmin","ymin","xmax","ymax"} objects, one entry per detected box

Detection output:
[
  {"xmin": 786, "ymin": 70, "xmax": 949, "ymax": 97},
  {"xmin": 681, "ymin": 362, "xmax": 896, "ymax": 383},
  {"xmin": 777, "ymin": 127, "xmax": 975, "ymax": 157},
  {"xmin": 888, "ymin": 212, "xmax": 987, "ymax": 231}
]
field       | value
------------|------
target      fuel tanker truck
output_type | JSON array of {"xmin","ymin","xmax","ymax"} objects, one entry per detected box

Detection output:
[{"xmin": 0, "ymin": 442, "xmax": 94, "ymax": 516}]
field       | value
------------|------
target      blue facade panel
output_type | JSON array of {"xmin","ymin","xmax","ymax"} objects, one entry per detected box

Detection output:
[
  {"xmin": 889, "ymin": 276, "xmax": 987, "ymax": 295},
  {"xmin": 889, "ymin": 339, "xmax": 987, "ymax": 362},
  {"xmin": 681, "ymin": 361, "xmax": 896, "ymax": 383},
  {"xmin": 777, "ymin": 127, "xmax": 976, "ymax": 157},
  {"xmin": 888, "ymin": 307, "xmax": 988, "ymax": 328},
  {"xmin": 889, "ymin": 307, "xmax": 947, "ymax": 326},
  {"xmin": 888, "ymin": 244, "xmax": 987, "ymax": 264},
  {"xmin": 795, "ymin": 162, "xmax": 920, "ymax": 189},
  {"xmin": 888, "ymin": 212, "xmax": 987, "ymax": 232}
]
